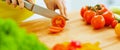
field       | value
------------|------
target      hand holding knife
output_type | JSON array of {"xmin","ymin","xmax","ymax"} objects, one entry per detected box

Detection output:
[{"xmin": 3, "ymin": 0, "xmax": 68, "ymax": 20}]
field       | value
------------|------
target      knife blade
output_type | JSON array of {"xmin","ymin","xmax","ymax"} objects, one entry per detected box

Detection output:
[
  {"xmin": 24, "ymin": 1, "xmax": 62, "ymax": 19},
  {"xmin": 2, "ymin": 0, "xmax": 68, "ymax": 20}
]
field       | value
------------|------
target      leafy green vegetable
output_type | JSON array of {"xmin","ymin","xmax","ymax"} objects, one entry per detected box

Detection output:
[{"xmin": 0, "ymin": 18, "xmax": 49, "ymax": 50}]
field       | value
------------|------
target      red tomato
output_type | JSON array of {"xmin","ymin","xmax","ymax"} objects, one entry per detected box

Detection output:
[
  {"xmin": 67, "ymin": 46, "xmax": 76, "ymax": 50},
  {"xmin": 69, "ymin": 41, "xmax": 81, "ymax": 48},
  {"xmin": 52, "ymin": 15, "xmax": 66, "ymax": 28},
  {"xmin": 102, "ymin": 11, "xmax": 115, "ymax": 26},
  {"xmin": 97, "ymin": 7, "xmax": 108, "ymax": 15},
  {"xmin": 52, "ymin": 44, "xmax": 66, "ymax": 50},
  {"xmin": 111, "ymin": 20, "xmax": 118, "ymax": 28},
  {"xmin": 84, "ymin": 10, "xmax": 96, "ymax": 24},
  {"xmin": 91, "ymin": 15, "xmax": 105, "ymax": 29},
  {"xmin": 95, "ymin": 4, "xmax": 108, "ymax": 15},
  {"xmin": 49, "ymin": 26, "xmax": 63, "ymax": 33},
  {"xmin": 67, "ymin": 41, "xmax": 81, "ymax": 50},
  {"xmin": 80, "ymin": 6, "xmax": 89, "ymax": 18}
]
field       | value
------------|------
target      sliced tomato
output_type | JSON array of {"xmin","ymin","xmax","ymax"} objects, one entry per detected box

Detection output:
[
  {"xmin": 52, "ymin": 15, "xmax": 66, "ymax": 28},
  {"xmin": 49, "ymin": 26, "xmax": 63, "ymax": 30},
  {"xmin": 49, "ymin": 26, "xmax": 63, "ymax": 33}
]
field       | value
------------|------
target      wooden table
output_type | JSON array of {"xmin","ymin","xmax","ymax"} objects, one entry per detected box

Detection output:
[{"xmin": 20, "ymin": 11, "xmax": 120, "ymax": 50}]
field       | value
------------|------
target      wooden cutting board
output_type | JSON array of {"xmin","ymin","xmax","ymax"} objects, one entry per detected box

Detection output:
[{"xmin": 20, "ymin": 11, "xmax": 120, "ymax": 50}]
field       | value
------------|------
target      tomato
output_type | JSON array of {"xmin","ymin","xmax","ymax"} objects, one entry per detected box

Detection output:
[
  {"xmin": 52, "ymin": 44, "xmax": 66, "ymax": 50},
  {"xmin": 102, "ymin": 11, "xmax": 115, "ymax": 26},
  {"xmin": 95, "ymin": 4, "xmax": 108, "ymax": 15},
  {"xmin": 111, "ymin": 20, "xmax": 118, "ymax": 28},
  {"xmin": 91, "ymin": 15, "xmax": 105, "ymax": 29},
  {"xmin": 69, "ymin": 41, "xmax": 81, "ymax": 48},
  {"xmin": 49, "ymin": 15, "xmax": 66, "ymax": 33},
  {"xmin": 66, "ymin": 41, "xmax": 81, "ymax": 50},
  {"xmin": 49, "ymin": 26, "xmax": 63, "ymax": 33},
  {"xmin": 80, "ymin": 6, "xmax": 89, "ymax": 18},
  {"xmin": 67, "ymin": 46, "xmax": 76, "ymax": 50},
  {"xmin": 97, "ymin": 7, "xmax": 108, "ymax": 15},
  {"xmin": 84, "ymin": 10, "xmax": 96, "ymax": 24},
  {"xmin": 52, "ymin": 15, "xmax": 66, "ymax": 28}
]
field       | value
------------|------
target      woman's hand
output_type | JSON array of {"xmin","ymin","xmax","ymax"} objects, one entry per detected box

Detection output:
[
  {"xmin": 44, "ymin": 0, "xmax": 67, "ymax": 17},
  {"xmin": 6, "ymin": 0, "xmax": 34, "ymax": 8}
]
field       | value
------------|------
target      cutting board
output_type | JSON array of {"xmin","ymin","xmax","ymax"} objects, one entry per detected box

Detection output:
[{"xmin": 20, "ymin": 11, "xmax": 120, "ymax": 50}]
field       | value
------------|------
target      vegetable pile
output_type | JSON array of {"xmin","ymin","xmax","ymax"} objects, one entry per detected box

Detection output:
[
  {"xmin": 52, "ymin": 41, "xmax": 101, "ymax": 50},
  {"xmin": 49, "ymin": 15, "xmax": 66, "ymax": 33},
  {"xmin": 80, "ymin": 4, "xmax": 119, "ymax": 29},
  {"xmin": 0, "ymin": 18, "xmax": 49, "ymax": 50}
]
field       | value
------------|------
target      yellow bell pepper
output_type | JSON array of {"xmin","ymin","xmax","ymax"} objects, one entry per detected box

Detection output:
[{"xmin": 0, "ymin": 0, "xmax": 33, "ymax": 23}]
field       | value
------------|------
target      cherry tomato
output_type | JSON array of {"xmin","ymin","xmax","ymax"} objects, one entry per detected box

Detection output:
[
  {"xmin": 111, "ymin": 20, "xmax": 118, "ymax": 28},
  {"xmin": 52, "ymin": 44, "xmax": 66, "ymax": 50},
  {"xmin": 95, "ymin": 4, "xmax": 108, "ymax": 15},
  {"xmin": 102, "ymin": 11, "xmax": 115, "ymax": 26},
  {"xmin": 84, "ymin": 10, "xmax": 96, "ymax": 24},
  {"xmin": 91, "ymin": 15, "xmax": 105, "ymax": 29},
  {"xmin": 80, "ymin": 6, "xmax": 89, "ymax": 18},
  {"xmin": 52, "ymin": 15, "xmax": 66, "ymax": 28}
]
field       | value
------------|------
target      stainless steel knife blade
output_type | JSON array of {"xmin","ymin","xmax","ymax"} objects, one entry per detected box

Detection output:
[
  {"xmin": 2, "ymin": 0, "xmax": 68, "ymax": 20},
  {"xmin": 24, "ymin": 1, "xmax": 68, "ymax": 20}
]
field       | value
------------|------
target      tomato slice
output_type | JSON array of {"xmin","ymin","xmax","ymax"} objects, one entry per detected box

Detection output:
[
  {"xmin": 49, "ymin": 26, "xmax": 63, "ymax": 33},
  {"xmin": 49, "ymin": 26, "xmax": 63, "ymax": 30},
  {"xmin": 52, "ymin": 15, "xmax": 66, "ymax": 28}
]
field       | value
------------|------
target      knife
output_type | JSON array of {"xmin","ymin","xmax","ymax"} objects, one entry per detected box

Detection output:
[{"xmin": 2, "ymin": 0, "xmax": 68, "ymax": 20}]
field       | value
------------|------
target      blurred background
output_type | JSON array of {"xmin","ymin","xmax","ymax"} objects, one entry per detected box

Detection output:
[{"xmin": 25, "ymin": 0, "xmax": 120, "ymax": 21}]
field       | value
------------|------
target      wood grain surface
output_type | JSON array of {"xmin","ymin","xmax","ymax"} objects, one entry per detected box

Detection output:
[{"xmin": 20, "ymin": 11, "xmax": 120, "ymax": 50}]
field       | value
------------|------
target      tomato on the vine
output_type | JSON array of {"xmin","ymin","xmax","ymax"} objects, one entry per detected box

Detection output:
[
  {"xmin": 80, "ymin": 6, "xmax": 89, "ymax": 17},
  {"xmin": 91, "ymin": 15, "xmax": 105, "ymax": 29},
  {"xmin": 111, "ymin": 20, "xmax": 118, "ymax": 28},
  {"xmin": 102, "ymin": 11, "xmax": 115, "ymax": 26},
  {"xmin": 84, "ymin": 10, "xmax": 96, "ymax": 24},
  {"xmin": 95, "ymin": 4, "xmax": 108, "ymax": 15},
  {"xmin": 80, "ymin": 6, "xmax": 93, "ymax": 18}
]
